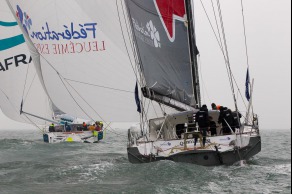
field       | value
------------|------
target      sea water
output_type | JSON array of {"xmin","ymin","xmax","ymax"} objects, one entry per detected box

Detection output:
[{"xmin": 0, "ymin": 129, "xmax": 291, "ymax": 194}]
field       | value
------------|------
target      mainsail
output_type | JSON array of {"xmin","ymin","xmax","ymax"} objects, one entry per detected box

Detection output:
[
  {"xmin": 125, "ymin": 0, "xmax": 200, "ymax": 111},
  {"xmin": 0, "ymin": 1, "xmax": 54, "ymax": 125}
]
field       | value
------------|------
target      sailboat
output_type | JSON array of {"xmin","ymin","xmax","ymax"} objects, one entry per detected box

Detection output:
[
  {"xmin": 125, "ymin": 0, "xmax": 261, "ymax": 165},
  {"xmin": 1, "ymin": 1, "xmax": 104, "ymax": 144},
  {"xmin": 4, "ymin": 0, "xmax": 169, "ymax": 145}
]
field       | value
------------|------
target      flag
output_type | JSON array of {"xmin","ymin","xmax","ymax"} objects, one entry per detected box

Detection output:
[
  {"xmin": 245, "ymin": 68, "xmax": 251, "ymax": 101},
  {"xmin": 135, "ymin": 83, "xmax": 142, "ymax": 113}
]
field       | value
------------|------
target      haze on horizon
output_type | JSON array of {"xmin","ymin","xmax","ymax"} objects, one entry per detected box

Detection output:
[{"xmin": 0, "ymin": 0, "xmax": 291, "ymax": 130}]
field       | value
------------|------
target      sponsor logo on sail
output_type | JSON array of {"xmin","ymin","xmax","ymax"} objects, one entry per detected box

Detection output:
[
  {"xmin": 16, "ymin": 5, "xmax": 106, "ymax": 55},
  {"xmin": 0, "ymin": 54, "xmax": 32, "ymax": 72},
  {"xmin": 132, "ymin": 18, "xmax": 161, "ymax": 48},
  {"xmin": 0, "ymin": 20, "xmax": 31, "ymax": 72},
  {"xmin": 154, "ymin": 0, "xmax": 186, "ymax": 42},
  {"xmin": 0, "ymin": 21, "xmax": 25, "ymax": 51}
]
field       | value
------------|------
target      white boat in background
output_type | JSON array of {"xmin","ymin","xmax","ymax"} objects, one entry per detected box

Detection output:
[
  {"xmin": 43, "ymin": 114, "xmax": 105, "ymax": 143},
  {"xmin": 0, "ymin": 1, "xmax": 104, "ymax": 144}
]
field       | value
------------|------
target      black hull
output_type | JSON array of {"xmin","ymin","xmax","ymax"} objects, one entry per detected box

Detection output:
[{"xmin": 127, "ymin": 136, "xmax": 261, "ymax": 166}]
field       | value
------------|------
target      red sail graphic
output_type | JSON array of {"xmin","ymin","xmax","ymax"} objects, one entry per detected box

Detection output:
[{"xmin": 155, "ymin": 0, "xmax": 186, "ymax": 41}]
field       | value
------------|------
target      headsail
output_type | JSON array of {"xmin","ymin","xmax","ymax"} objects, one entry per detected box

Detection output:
[
  {"xmin": 6, "ymin": 0, "xmax": 143, "ymax": 122},
  {"xmin": 0, "ymin": 1, "xmax": 54, "ymax": 125},
  {"xmin": 125, "ymin": 0, "xmax": 200, "ymax": 111}
]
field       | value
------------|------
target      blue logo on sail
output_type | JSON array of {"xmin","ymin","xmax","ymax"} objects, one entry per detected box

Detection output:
[
  {"xmin": 16, "ymin": 5, "xmax": 97, "ymax": 41},
  {"xmin": 0, "ymin": 21, "xmax": 25, "ymax": 51}
]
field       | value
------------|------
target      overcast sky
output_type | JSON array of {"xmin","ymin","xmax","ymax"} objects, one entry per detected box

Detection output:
[{"xmin": 0, "ymin": 0, "xmax": 291, "ymax": 130}]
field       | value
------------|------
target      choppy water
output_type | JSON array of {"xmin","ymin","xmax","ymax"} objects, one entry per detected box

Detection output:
[{"xmin": 0, "ymin": 129, "xmax": 290, "ymax": 194}]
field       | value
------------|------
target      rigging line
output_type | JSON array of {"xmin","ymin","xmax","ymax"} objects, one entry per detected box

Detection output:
[
  {"xmin": 201, "ymin": 0, "xmax": 242, "ymax": 102},
  {"xmin": 23, "ymin": 73, "xmax": 37, "ymax": 102},
  {"xmin": 116, "ymin": 0, "xmax": 141, "ymax": 86},
  {"xmin": 204, "ymin": 1, "xmax": 247, "ymax": 109},
  {"xmin": 158, "ymin": 103, "xmax": 166, "ymax": 116},
  {"xmin": 240, "ymin": 0, "xmax": 250, "ymax": 69},
  {"xmin": 22, "ymin": 113, "xmax": 45, "ymax": 134},
  {"xmin": 36, "ymin": 56, "xmax": 96, "ymax": 122},
  {"xmin": 211, "ymin": 0, "xmax": 224, "ymax": 55},
  {"xmin": 231, "ymin": 72, "xmax": 248, "ymax": 109},
  {"xmin": 34, "ymin": 55, "xmax": 117, "ymax": 135},
  {"xmin": 216, "ymin": 0, "xmax": 239, "ymax": 111},
  {"xmin": 120, "ymin": 0, "xmax": 145, "ymax": 85},
  {"xmin": 124, "ymin": 0, "xmax": 149, "ymax": 86},
  {"xmin": 199, "ymin": 0, "xmax": 227, "ymax": 60},
  {"xmin": 64, "ymin": 78, "xmax": 133, "ymax": 94},
  {"xmin": 21, "ymin": 60, "xmax": 30, "ymax": 104},
  {"xmin": 151, "ymin": 101, "xmax": 159, "ymax": 118},
  {"xmin": 198, "ymin": 55, "xmax": 211, "ymax": 104},
  {"xmin": 0, "ymin": 89, "xmax": 27, "ymax": 123},
  {"xmin": 36, "ymin": 57, "xmax": 133, "ymax": 138},
  {"xmin": 25, "ymin": 50, "xmax": 128, "ymax": 138},
  {"xmin": 121, "ymin": 0, "xmax": 142, "ymax": 75},
  {"xmin": 57, "ymin": 75, "xmax": 95, "ymax": 122},
  {"xmin": 64, "ymin": 79, "xmax": 127, "ymax": 137}
]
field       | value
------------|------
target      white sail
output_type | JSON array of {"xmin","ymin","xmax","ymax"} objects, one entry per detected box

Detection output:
[
  {"xmin": 5, "ymin": 0, "xmax": 170, "ymax": 122},
  {"xmin": 0, "ymin": 1, "xmax": 53, "ymax": 125}
]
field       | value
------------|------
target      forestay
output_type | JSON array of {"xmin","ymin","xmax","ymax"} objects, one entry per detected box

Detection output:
[{"xmin": 0, "ymin": 1, "xmax": 53, "ymax": 125}]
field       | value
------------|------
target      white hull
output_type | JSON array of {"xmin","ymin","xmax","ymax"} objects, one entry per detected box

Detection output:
[
  {"xmin": 43, "ymin": 131, "xmax": 103, "ymax": 144},
  {"xmin": 128, "ymin": 125, "xmax": 261, "ymax": 165}
]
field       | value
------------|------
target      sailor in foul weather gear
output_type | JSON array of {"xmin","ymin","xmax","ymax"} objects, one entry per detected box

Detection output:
[
  {"xmin": 82, "ymin": 122, "xmax": 88, "ymax": 131},
  {"xmin": 65, "ymin": 122, "xmax": 72, "ymax": 132},
  {"xmin": 194, "ymin": 105, "xmax": 210, "ymax": 147},
  {"xmin": 232, "ymin": 111, "xmax": 242, "ymax": 129},
  {"xmin": 49, "ymin": 123, "xmax": 55, "ymax": 132},
  {"xmin": 209, "ymin": 117, "xmax": 217, "ymax": 136},
  {"xmin": 211, "ymin": 103, "xmax": 217, "ymax": 110},
  {"xmin": 218, "ymin": 107, "xmax": 234, "ymax": 134}
]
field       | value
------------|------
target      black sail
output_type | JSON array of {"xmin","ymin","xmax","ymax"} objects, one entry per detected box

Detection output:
[{"xmin": 125, "ymin": 0, "xmax": 199, "ymax": 110}]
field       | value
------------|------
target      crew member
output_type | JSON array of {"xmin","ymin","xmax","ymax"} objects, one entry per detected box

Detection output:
[
  {"xmin": 65, "ymin": 122, "xmax": 72, "ymax": 132},
  {"xmin": 209, "ymin": 117, "xmax": 217, "ymax": 136},
  {"xmin": 88, "ymin": 124, "xmax": 95, "ymax": 131},
  {"xmin": 83, "ymin": 122, "xmax": 88, "ymax": 131},
  {"xmin": 95, "ymin": 122, "xmax": 102, "ymax": 132},
  {"xmin": 194, "ymin": 105, "xmax": 209, "ymax": 147},
  {"xmin": 211, "ymin": 103, "xmax": 217, "ymax": 110},
  {"xmin": 232, "ymin": 111, "xmax": 242, "ymax": 129},
  {"xmin": 49, "ymin": 123, "xmax": 55, "ymax": 132},
  {"xmin": 218, "ymin": 107, "xmax": 234, "ymax": 134}
]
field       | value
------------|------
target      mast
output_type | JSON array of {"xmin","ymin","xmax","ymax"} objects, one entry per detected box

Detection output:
[{"xmin": 185, "ymin": 0, "xmax": 201, "ymax": 108}]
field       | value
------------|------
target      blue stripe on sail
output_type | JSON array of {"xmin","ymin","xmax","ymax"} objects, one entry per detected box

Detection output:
[
  {"xmin": 0, "ymin": 34, "xmax": 25, "ymax": 51},
  {"xmin": 0, "ymin": 21, "xmax": 18, "ymax": 27}
]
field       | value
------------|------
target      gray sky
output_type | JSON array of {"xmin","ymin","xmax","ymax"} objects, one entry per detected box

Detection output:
[
  {"xmin": 0, "ymin": 0, "xmax": 291, "ymax": 130},
  {"xmin": 193, "ymin": 0, "xmax": 291, "ymax": 130}
]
